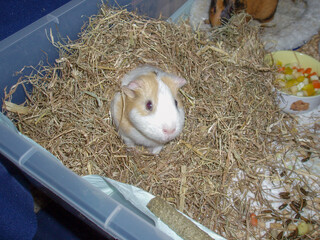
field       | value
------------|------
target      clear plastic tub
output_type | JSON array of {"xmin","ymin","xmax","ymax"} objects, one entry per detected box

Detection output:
[{"xmin": 0, "ymin": 0, "xmax": 193, "ymax": 239}]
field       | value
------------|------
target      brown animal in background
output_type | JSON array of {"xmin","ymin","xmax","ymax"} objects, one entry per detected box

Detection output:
[{"xmin": 209, "ymin": 0, "xmax": 279, "ymax": 27}]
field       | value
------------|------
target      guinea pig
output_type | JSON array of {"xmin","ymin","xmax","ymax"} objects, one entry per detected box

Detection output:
[
  {"xmin": 209, "ymin": 0, "xmax": 279, "ymax": 27},
  {"xmin": 111, "ymin": 65, "xmax": 187, "ymax": 154}
]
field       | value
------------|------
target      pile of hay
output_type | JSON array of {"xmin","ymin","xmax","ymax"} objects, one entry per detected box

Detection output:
[{"xmin": 4, "ymin": 5, "xmax": 320, "ymax": 239}]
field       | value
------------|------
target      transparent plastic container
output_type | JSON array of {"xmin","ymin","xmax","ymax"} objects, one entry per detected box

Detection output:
[{"xmin": 0, "ymin": 0, "xmax": 193, "ymax": 239}]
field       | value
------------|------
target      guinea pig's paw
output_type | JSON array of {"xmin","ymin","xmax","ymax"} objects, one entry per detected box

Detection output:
[
  {"xmin": 122, "ymin": 135, "xmax": 135, "ymax": 147},
  {"xmin": 125, "ymin": 146, "xmax": 140, "ymax": 154},
  {"xmin": 148, "ymin": 145, "xmax": 164, "ymax": 155}
]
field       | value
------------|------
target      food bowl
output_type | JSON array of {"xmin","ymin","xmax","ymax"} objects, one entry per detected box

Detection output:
[{"xmin": 264, "ymin": 51, "xmax": 320, "ymax": 114}]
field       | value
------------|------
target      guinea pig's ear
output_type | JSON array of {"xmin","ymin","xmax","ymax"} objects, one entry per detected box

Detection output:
[
  {"xmin": 162, "ymin": 75, "xmax": 187, "ymax": 91},
  {"xmin": 173, "ymin": 76, "xmax": 187, "ymax": 88},
  {"xmin": 122, "ymin": 80, "xmax": 142, "ymax": 98}
]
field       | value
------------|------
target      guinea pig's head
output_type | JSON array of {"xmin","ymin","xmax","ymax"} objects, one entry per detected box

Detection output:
[
  {"xmin": 122, "ymin": 71, "xmax": 186, "ymax": 144},
  {"xmin": 209, "ymin": 0, "xmax": 235, "ymax": 27}
]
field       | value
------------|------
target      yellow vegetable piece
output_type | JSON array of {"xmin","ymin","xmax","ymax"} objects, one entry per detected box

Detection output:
[
  {"xmin": 302, "ymin": 84, "xmax": 315, "ymax": 96},
  {"xmin": 296, "ymin": 76, "xmax": 305, "ymax": 82},
  {"xmin": 276, "ymin": 60, "xmax": 282, "ymax": 67},
  {"xmin": 284, "ymin": 67, "xmax": 293, "ymax": 75},
  {"xmin": 285, "ymin": 79, "xmax": 298, "ymax": 88}
]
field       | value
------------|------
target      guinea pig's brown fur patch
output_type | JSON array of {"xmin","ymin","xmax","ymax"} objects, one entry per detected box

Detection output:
[
  {"xmin": 243, "ymin": 0, "xmax": 278, "ymax": 22},
  {"xmin": 123, "ymin": 72, "xmax": 159, "ymax": 117},
  {"xmin": 115, "ymin": 72, "xmax": 159, "ymax": 135},
  {"xmin": 209, "ymin": 0, "xmax": 226, "ymax": 27},
  {"xmin": 115, "ymin": 96, "xmax": 132, "ymax": 135}
]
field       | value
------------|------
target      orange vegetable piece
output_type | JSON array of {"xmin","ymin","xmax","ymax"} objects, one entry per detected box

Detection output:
[
  {"xmin": 308, "ymin": 72, "xmax": 317, "ymax": 77},
  {"xmin": 303, "ymin": 68, "xmax": 312, "ymax": 74},
  {"xmin": 277, "ymin": 66, "xmax": 285, "ymax": 72},
  {"xmin": 312, "ymin": 80, "xmax": 320, "ymax": 89},
  {"xmin": 250, "ymin": 213, "xmax": 258, "ymax": 226}
]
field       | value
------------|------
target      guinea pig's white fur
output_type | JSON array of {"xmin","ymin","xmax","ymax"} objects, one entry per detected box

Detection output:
[{"xmin": 111, "ymin": 65, "xmax": 186, "ymax": 154}]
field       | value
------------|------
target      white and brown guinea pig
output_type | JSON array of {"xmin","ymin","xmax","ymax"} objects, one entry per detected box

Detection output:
[
  {"xmin": 111, "ymin": 65, "xmax": 187, "ymax": 154},
  {"xmin": 209, "ymin": 0, "xmax": 279, "ymax": 27}
]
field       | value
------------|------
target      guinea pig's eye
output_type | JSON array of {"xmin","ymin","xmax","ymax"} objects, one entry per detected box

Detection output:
[
  {"xmin": 146, "ymin": 100, "xmax": 153, "ymax": 111},
  {"xmin": 174, "ymin": 99, "xmax": 178, "ymax": 108}
]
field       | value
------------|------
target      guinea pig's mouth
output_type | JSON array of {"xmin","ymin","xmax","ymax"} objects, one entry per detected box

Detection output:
[
  {"xmin": 161, "ymin": 132, "xmax": 180, "ymax": 143},
  {"xmin": 139, "ymin": 126, "xmax": 181, "ymax": 144}
]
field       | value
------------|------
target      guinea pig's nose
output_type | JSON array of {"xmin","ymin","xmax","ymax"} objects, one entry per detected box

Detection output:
[{"xmin": 163, "ymin": 127, "xmax": 176, "ymax": 135}]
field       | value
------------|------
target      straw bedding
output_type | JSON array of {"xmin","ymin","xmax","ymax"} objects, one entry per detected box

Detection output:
[{"xmin": 3, "ymin": 5, "xmax": 320, "ymax": 239}]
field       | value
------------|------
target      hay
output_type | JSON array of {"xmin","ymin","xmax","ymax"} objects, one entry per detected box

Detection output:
[
  {"xmin": 147, "ymin": 196, "xmax": 212, "ymax": 240},
  {"xmin": 3, "ymin": 5, "xmax": 320, "ymax": 239}
]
